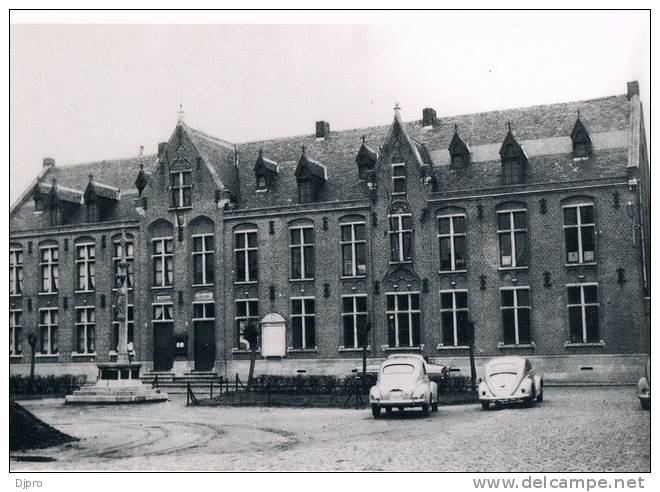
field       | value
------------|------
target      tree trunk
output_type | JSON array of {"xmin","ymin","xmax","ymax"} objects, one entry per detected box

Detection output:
[
  {"xmin": 247, "ymin": 347, "xmax": 256, "ymax": 392},
  {"xmin": 28, "ymin": 334, "xmax": 37, "ymax": 395},
  {"xmin": 362, "ymin": 342, "xmax": 368, "ymax": 392},
  {"xmin": 468, "ymin": 321, "xmax": 477, "ymax": 393}
]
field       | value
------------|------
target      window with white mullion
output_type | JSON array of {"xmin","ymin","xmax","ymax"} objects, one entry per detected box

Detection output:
[
  {"xmin": 75, "ymin": 307, "xmax": 96, "ymax": 354},
  {"xmin": 389, "ymin": 214, "xmax": 413, "ymax": 263},
  {"xmin": 152, "ymin": 302, "xmax": 174, "ymax": 322},
  {"xmin": 235, "ymin": 299, "xmax": 259, "ymax": 350},
  {"xmin": 171, "ymin": 171, "xmax": 192, "ymax": 208},
  {"xmin": 340, "ymin": 222, "xmax": 366, "ymax": 277},
  {"xmin": 10, "ymin": 310, "xmax": 23, "ymax": 355},
  {"xmin": 290, "ymin": 226, "xmax": 314, "ymax": 280},
  {"xmin": 500, "ymin": 287, "xmax": 531, "ymax": 345},
  {"xmin": 563, "ymin": 204, "xmax": 596, "ymax": 264},
  {"xmin": 38, "ymin": 308, "xmax": 58, "ymax": 355},
  {"xmin": 391, "ymin": 163, "xmax": 406, "ymax": 194},
  {"xmin": 498, "ymin": 210, "xmax": 528, "ymax": 268},
  {"xmin": 75, "ymin": 243, "xmax": 96, "ymax": 291},
  {"xmin": 9, "ymin": 249, "xmax": 23, "ymax": 295},
  {"xmin": 438, "ymin": 214, "xmax": 466, "ymax": 271},
  {"xmin": 40, "ymin": 245, "xmax": 59, "ymax": 293},
  {"xmin": 152, "ymin": 237, "xmax": 174, "ymax": 287},
  {"xmin": 192, "ymin": 301, "xmax": 216, "ymax": 321},
  {"xmin": 193, "ymin": 234, "xmax": 215, "ymax": 285},
  {"xmin": 291, "ymin": 297, "xmax": 316, "ymax": 349},
  {"xmin": 342, "ymin": 294, "xmax": 368, "ymax": 348},
  {"xmin": 440, "ymin": 290, "xmax": 469, "ymax": 346},
  {"xmin": 112, "ymin": 305, "xmax": 134, "ymax": 352},
  {"xmin": 386, "ymin": 292, "xmax": 421, "ymax": 348},
  {"xmin": 113, "ymin": 240, "xmax": 134, "ymax": 288},
  {"xmin": 567, "ymin": 283, "xmax": 600, "ymax": 343},
  {"xmin": 234, "ymin": 231, "xmax": 257, "ymax": 283}
]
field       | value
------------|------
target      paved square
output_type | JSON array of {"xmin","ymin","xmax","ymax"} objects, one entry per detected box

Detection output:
[{"xmin": 10, "ymin": 386, "xmax": 650, "ymax": 472}]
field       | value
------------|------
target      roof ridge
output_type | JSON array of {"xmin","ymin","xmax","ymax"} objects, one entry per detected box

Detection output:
[
  {"xmin": 183, "ymin": 123, "xmax": 235, "ymax": 149},
  {"xmin": 47, "ymin": 153, "xmax": 158, "ymax": 169}
]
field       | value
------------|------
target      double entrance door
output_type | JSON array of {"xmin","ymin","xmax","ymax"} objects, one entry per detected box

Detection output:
[{"xmin": 152, "ymin": 320, "xmax": 215, "ymax": 372}]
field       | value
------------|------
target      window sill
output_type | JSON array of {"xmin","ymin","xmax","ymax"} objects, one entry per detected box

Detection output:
[
  {"xmin": 389, "ymin": 261, "xmax": 413, "ymax": 266},
  {"xmin": 564, "ymin": 341, "xmax": 605, "ymax": 348},
  {"xmin": 289, "ymin": 278, "xmax": 315, "ymax": 282},
  {"xmin": 10, "ymin": 354, "xmax": 23, "ymax": 359},
  {"xmin": 38, "ymin": 291, "xmax": 58, "ymax": 296},
  {"xmin": 255, "ymin": 188, "xmax": 268, "ymax": 193},
  {"xmin": 111, "ymin": 288, "xmax": 134, "ymax": 292},
  {"xmin": 338, "ymin": 345, "xmax": 371, "ymax": 353},
  {"xmin": 287, "ymin": 347, "xmax": 318, "ymax": 354},
  {"xmin": 231, "ymin": 348, "xmax": 260, "ymax": 354},
  {"xmin": 391, "ymin": 192, "xmax": 407, "ymax": 196},
  {"xmin": 437, "ymin": 344, "xmax": 470, "ymax": 350},
  {"xmin": 498, "ymin": 266, "xmax": 529, "ymax": 272},
  {"xmin": 10, "ymin": 293, "xmax": 22, "ymax": 298},
  {"xmin": 167, "ymin": 206, "xmax": 192, "ymax": 212},
  {"xmin": 498, "ymin": 342, "xmax": 536, "ymax": 349},
  {"xmin": 438, "ymin": 270, "xmax": 467, "ymax": 275},
  {"xmin": 71, "ymin": 352, "xmax": 96, "ymax": 358},
  {"xmin": 74, "ymin": 290, "xmax": 95, "ymax": 294},
  {"xmin": 340, "ymin": 275, "xmax": 368, "ymax": 280},
  {"xmin": 192, "ymin": 284, "xmax": 215, "ymax": 288},
  {"xmin": 151, "ymin": 286, "xmax": 173, "ymax": 290},
  {"xmin": 108, "ymin": 351, "xmax": 136, "ymax": 356},
  {"xmin": 573, "ymin": 156, "xmax": 590, "ymax": 162},
  {"xmin": 565, "ymin": 262, "xmax": 597, "ymax": 268},
  {"xmin": 36, "ymin": 354, "xmax": 59, "ymax": 359},
  {"xmin": 234, "ymin": 281, "xmax": 258, "ymax": 286},
  {"xmin": 382, "ymin": 344, "xmax": 424, "ymax": 352}
]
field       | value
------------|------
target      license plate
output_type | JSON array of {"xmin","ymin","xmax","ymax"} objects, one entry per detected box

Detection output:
[{"xmin": 390, "ymin": 391, "xmax": 403, "ymax": 400}]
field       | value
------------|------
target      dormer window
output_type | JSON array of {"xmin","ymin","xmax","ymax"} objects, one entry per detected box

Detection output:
[
  {"xmin": 295, "ymin": 148, "xmax": 326, "ymax": 204},
  {"xmin": 171, "ymin": 170, "xmax": 192, "ymax": 208},
  {"xmin": 257, "ymin": 175, "xmax": 267, "ymax": 190},
  {"xmin": 448, "ymin": 125, "xmax": 470, "ymax": 169},
  {"xmin": 571, "ymin": 114, "xmax": 592, "ymax": 160},
  {"xmin": 298, "ymin": 180, "xmax": 314, "ymax": 203},
  {"xmin": 253, "ymin": 150, "xmax": 279, "ymax": 192},
  {"xmin": 499, "ymin": 126, "xmax": 528, "ymax": 185},
  {"xmin": 391, "ymin": 163, "xmax": 406, "ymax": 194}
]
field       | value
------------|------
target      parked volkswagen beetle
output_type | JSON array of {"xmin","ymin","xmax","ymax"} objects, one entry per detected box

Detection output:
[
  {"xmin": 369, "ymin": 354, "xmax": 438, "ymax": 418},
  {"xmin": 479, "ymin": 356, "xmax": 543, "ymax": 409},
  {"xmin": 638, "ymin": 356, "xmax": 650, "ymax": 410}
]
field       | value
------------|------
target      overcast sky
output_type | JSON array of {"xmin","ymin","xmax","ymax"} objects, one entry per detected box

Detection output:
[{"xmin": 9, "ymin": 11, "xmax": 649, "ymax": 204}]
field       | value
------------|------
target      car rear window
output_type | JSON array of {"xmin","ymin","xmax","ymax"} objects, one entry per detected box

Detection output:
[
  {"xmin": 488, "ymin": 363, "xmax": 518, "ymax": 376},
  {"xmin": 382, "ymin": 364, "xmax": 415, "ymax": 375}
]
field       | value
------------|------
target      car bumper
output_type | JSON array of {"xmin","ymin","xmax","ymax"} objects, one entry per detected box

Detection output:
[
  {"xmin": 372, "ymin": 398, "xmax": 427, "ymax": 408},
  {"xmin": 480, "ymin": 395, "xmax": 531, "ymax": 403}
]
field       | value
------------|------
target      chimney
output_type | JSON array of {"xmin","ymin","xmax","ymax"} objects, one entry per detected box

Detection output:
[
  {"xmin": 43, "ymin": 157, "xmax": 55, "ymax": 168},
  {"xmin": 315, "ymin": 121, "xmax": 330, "ymax": 140},
  {"xmin": 138, "ymin": 145, "xmax": 144, "ymax": 157},
  {"xmin": 422, "ymin": 107, "xmax": 437, "ymax": 128},
  {"xmin": 627, "ymin": 80, "xmax": 640, "ymax": 99},
  {"xmin": 158, "ymin": 142, "xmax": 168, "ymax": 157}
]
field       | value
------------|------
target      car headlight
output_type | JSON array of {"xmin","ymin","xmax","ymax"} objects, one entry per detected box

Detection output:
[{"xmin": 369, "ymin": 387, "xmax": 381, "ymax": 401}]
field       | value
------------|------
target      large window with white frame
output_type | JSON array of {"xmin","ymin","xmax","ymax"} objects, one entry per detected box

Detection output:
[
  {"xmin": 291, "ymin": 297, "xmax": 316, "ymax": 349},
  {"xmin": 75, "ymin": 242, "xmax": 96, "ymax": 291},
  {"xmin": 498, "ymin": 209, "xmax": 528, "ymax": 268},
  {"xmin": 563, "ymin": 203, "xmax": 596, "ymax": 264},
  {"xmin": 171, "ymin": 170, "xmax": 192, "ymax": 208},
  {"xmin": 10, "ymin": 310, "xmax": 22, "ymax": 356},
  {"xmin": 39, "ymin": 308, "xmax": 58, "ymax": 355},
  {"xmin": 40, "ymin": 245, "xmax": 59, "ymax": 293},
  {"xmin": 234, "ymin": 230, "xmax": 257, "ymax": 283},
  {"xmin": 389, "ymin": 207, "xmax": 413, "ymax": 263},
  {"xmin": 342, "ymin": 294, "xmax": 368, "ymax": 348},
  {"xmin": 391, "ymin": 163, "xmax": 406, "ymax": 194},
  {"xmin": 340, "ymin": 222, "xmax": 366, "ymax": 277},
  {"xmin": 113, "ymin": 239, "xmax": 134, "ymax": 288},
  {"xmin": 112, "ymin": 305, "xmax": 134, "ymax": 352},
  {"xmin": 567, "ymin": 284, "xmax": 600, "ymax": 343},
  {"xmin": 500, "ymin": 287, "xmax": 531, "ymax": 345},
  {"xmin": 440, "ymin": 290, "xmax": 469, "ymax": 347},
  {"xmin": 152, "ymin": 302, "xmax": 174, "ymax": 322},
  {"xmin": 193, "ymin": 234, "xmax": 215, "ymax": 285},
  {"xmin": 235, "ymin": 299, "xmax": 258, "ymax": 350},
  {"xmin": 386, "ymin": 292, "xmax": 421, "ymax": 348},
  {"xmin": 438, "ymin": 214, "xmax": 466, "ymax": 271},
  {"xmin": 290, "ymin": 225, "xmax": 314, "ymax": 280},
  {"xmin": 152, "ymin": 237, "xmax": 174, "ymax": 287},
  {"xmin": 9, "ymin": 248, "xmax": 23, "ymax": 296},
  {"xmin": 75, "ymin": 307, "xmax": 96, "ymax": 354}
]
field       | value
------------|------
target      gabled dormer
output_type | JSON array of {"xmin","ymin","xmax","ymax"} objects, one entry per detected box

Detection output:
[
  {"xmin": 295, "ymin": 147, "xmax": 327, "ymax": 203},
  {"xmin": 34, "ymin": 178, "xmax": 83, "ymax": 226},
  {"xmin": 83, "ymin": 174, "xmax": 120, "ymax": 222},
  {"xmin": 448, "ymin": 124, "xmax": 471, "ymax": 169},
  {"xmin": 571, "ymin": 111, "xmax": 592, "ymax": 160},
  {"xmin": 356, "ymin": 136, "xmax": 377, "ymax": 181},
  {"xmin": 499, "ymin": 124, "xmax": 528, "ymax": 185},
  {"xmin": 253, "ymin": 149, "xmax": 279, "ymax": 191}
]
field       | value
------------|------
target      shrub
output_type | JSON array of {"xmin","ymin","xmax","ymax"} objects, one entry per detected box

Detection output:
[{"xmin": 9, "ymin": 374, "xmax": 87, "ymax": 396}]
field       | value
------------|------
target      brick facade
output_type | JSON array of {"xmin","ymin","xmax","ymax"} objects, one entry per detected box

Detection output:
[{"xmin": 9, "ymin": 83, "xmax": 650, "ymax": 383}]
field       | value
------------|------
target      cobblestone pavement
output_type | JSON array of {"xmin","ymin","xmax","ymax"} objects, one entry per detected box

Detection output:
[{"xmin": 10, "ymin": 386, "xmax": 650, "ymax": 472}]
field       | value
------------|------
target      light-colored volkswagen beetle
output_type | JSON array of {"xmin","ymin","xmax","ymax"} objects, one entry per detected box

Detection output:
[
  {"xmin": 369, "ymin": 354, "xmax": 439, "ymax": 418},
  {"xmin": 638, "ymin": 356, "xmax": 650, "ymax": 410},
  {"xmin": 479, "ymin": 356, "xmax": 543, "ymax": 409}
]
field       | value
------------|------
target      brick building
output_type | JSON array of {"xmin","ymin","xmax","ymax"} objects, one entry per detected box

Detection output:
[{"xmin": 9, "ymin": 81, "xmax": 650, "ymax": 384}]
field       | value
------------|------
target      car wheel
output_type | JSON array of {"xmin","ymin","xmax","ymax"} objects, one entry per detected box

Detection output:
[
  {"xmin": 481, "ymin": 401, "xmax": 490, "ymax": 410},
  {"xmin": 536, "ymin": 390, "xmax": 544, "ymax": 402},
  {"xmin": 421, "ymin": 402, "xmax": 430, "ymax": 417},
  {"xmin": 641, "ymin": 399, "xmax": 650, "ymax": 410},
  {"xmin": 385, "ymin": 407, "xmax": 392, "ymax": 415},
  {"xmin": 371, "ymin": 405, "xmax": 381, "ymax": 418},
  {"xmin": 431, "ymin": 400, "xmax": 438, "ymax": 412}
]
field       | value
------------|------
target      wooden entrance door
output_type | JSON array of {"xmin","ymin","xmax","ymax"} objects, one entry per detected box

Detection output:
[
  {"xmin": 194, "ymin": 321, "xmax": 215, "ymax": 371},
  {"xmin": 153, "ymin": 322, "xmax": 174, "ymax": 372}
]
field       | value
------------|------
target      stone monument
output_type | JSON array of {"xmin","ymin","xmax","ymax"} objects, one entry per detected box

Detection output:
[{"xmin": 65, "ymin": 230, "xmax": 168, "ymax": 404}]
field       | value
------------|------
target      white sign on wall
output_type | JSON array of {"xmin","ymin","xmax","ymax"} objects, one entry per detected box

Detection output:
[{"xmin": 260, "ymin": 313, "xmax": 286, "ymax": 357}]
